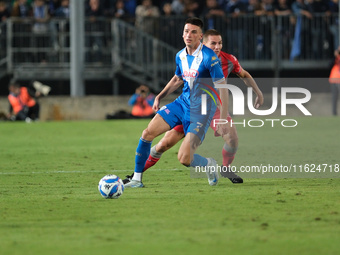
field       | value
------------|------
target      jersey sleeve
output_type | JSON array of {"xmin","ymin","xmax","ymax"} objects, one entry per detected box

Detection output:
[
  {"xmin": 206, "ymin": 52, "xmax": 225, "ymax": 83},
  {"xmin": 229, "ymin": 54, "xmax": 242, "ymax": 75},
  {"xmin": 175, "ymin": 53, "xmax": 182, "ymax": 78}
]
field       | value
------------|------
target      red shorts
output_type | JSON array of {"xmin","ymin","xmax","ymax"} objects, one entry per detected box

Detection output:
[
  {"xmin": 173, "ymin": 124, "xmax": 184, "ymax": 133},
  {"xmin": 173, "ymin": 108, "xmax": 232, "ymax": 137}
]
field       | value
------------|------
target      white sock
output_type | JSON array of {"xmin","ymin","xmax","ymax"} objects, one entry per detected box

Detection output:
[{"xmin": 132, "ymin": 172, "xmax": 142, "ymax": 182}]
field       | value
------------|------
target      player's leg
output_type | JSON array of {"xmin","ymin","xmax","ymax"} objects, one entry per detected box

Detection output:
[
  {"xmin": 125, "ymin": 114, "xmax": 171, "ymax": 188},
  {"xmin": 181, "ymin": 106, "xmax": 219, "ymax": 186},
  {"xmin": 178, "ymin": 132, "xmax": 219, "ymax": 186},
  {"xmin": 177, "ymin": 132, "xmax": 198, "ymax": 166},
  {"xmin": 123, "ymin": 127, "xmax": 185, "ymax": 184},
  {"xmin": 220, "ymin": 123, "xmax": 243, "ymax": 183},
  {"xmin": 221, "ymin": 120, "xmax": 238, "ymax": 167},
  {"xmin": 125, "ymin": 100, "xmax": 184, "ymax": 188},
  {"xmin": 212, "ymin": 113, "xmax": 243, "ymax": 183},
  {"xmin": 211, "ymin": 111, "xmax": 238, "ymax": 167},
  {"xmin": 144, "ymin": 127, "xmax": 185, "ymax": 170}
]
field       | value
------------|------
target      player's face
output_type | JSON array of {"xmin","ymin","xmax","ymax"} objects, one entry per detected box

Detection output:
[
  {"xmin": 204, "ymin": 35, "xmax": 223, "ymax": 57},
  {"xmin": 182, "ymin": 23, "xmax": 203, "ymax": 50}
]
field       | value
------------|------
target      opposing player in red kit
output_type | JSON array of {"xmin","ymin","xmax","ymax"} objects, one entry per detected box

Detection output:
[{"xmin": 124, "ymin": 29, "xmax": 264, "ymax": 185}]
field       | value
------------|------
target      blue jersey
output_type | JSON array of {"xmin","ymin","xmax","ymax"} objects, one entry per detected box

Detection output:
[
  {"xmin": 158, "ymin": 43, "xmax": 226, "ymax": 142},
  {"xmin": 175, "ymin": 43, "xmax": 225, "ymax": 109}
]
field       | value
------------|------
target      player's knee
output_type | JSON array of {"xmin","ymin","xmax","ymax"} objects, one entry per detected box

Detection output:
[
  {"xmin": 157, "ymin": 140, "xmax": 170, "ymax": 153},
  {"xmin": 141, "ymin": 128, "xmax": 154, "ymax": 141},
  {"xmin": 225, "ymin": 134, "xmax": 238, "ymax": 148},
  {"xmin": 178, "ymin": 153, "xmax": 190, "ymax": 167}
]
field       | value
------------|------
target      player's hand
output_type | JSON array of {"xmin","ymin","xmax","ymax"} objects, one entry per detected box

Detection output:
[
  {"xmin": 254, "ymin": 92, "xmax": 264, "ymax": 109},
  {"xmin": 153, "ymin": 96, "xmax": 160, "ymax": 112}
]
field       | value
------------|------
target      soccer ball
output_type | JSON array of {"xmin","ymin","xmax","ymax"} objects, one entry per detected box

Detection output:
[{"xmin": 98, "ymin": 174, "xmax": 124, "ymax": 199}]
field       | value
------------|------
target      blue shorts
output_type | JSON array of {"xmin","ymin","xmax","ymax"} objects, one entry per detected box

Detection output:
[{"xmin": 157, "ymin": 98, "xmax": 216, "ymax": 142}]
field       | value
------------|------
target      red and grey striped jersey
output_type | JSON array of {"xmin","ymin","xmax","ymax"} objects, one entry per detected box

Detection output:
[{"xmin": 220, "ymin": 51, "xmax": 242, "ymax": 78}]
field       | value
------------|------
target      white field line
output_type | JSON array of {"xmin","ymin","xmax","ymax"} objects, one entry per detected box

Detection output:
[{"xmin": 0, "ymin": 168, "xmax": 185, "ymax": 175}]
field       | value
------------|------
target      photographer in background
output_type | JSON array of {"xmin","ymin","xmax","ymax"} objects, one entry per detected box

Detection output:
[
  {"xmin": 8, "ymin": 80, "xmax": 40, "ymax": 122},
  {"xmin": 128, "ymin": 84, "xmax": 155, "ymax": 118},
  {"xmin": 329, "ymin": 46, "xmax": 340, "ymax": 116},
  {"xmin": 7, "ymin": 80, "xmax": 51, "ymax": 122}
]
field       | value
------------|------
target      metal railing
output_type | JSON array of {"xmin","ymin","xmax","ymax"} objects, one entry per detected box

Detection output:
[
  {"xmin": 2, "ymin": 17, "xmax": 178, "ymax": 92},
  {"xmin": 0, "ymin": 14, "xmax": 338, "ymax": 93},
  {"xmin": 112, "ymin": 18, "xmax": 178, "ymax": 89},
  {"xmin": 149, "ymin": 14, "xmax": 336, "ymax": 61},
  {"xmin": 7, "ymin": 17, "xmax": 112, "ymax": 65},
  {"xmin": 0, "ymin": 21, "xmax": 7, "ymax": 77}
]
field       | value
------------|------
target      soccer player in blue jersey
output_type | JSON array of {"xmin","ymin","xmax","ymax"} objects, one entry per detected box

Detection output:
[
  {"xmin": 124, "ymin": 17, "xmax": 229, "ymax": 188},
  {"xmin": 123, "ymin": 29, "xmax": 264, "ymax": 185}
]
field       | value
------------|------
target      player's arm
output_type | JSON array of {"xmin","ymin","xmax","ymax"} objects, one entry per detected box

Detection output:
[
  {"xmin": 210, "ymin": 55, "xmax": 229, "ymax": 119},
  {"xmin": 207, "ymin": 51, "xmax": 230, "ymax": 134},
  {"xmin": 153, "ymin": 75, "xmax": 183, "ymax": 111},
  {"xmin": 237, "ymin": 69, "xmax": 264, "ymax": 109},
  {"xmin": 214, "ymin": 78, "xmax": 229, "ymax": 135},
  {"xmin": 210, "ymin": 56, "xmax": 229, "ymax": 118},
  {"xmin": 217, "ymin": 83, "xmax": 229, "ymax": 119},
  {"xmin": 215, "ymin": 79, "xmax": 229, "ymax": 134}
]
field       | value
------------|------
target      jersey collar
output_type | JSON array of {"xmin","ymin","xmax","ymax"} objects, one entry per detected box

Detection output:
[{"xmin": 185, "ymin": 43, "xmax": 203, "ymax": 56}]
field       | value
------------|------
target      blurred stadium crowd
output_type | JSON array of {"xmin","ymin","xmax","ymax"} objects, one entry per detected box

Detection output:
[
  {"xmin": 0, "ymin": 0, "xmax": 338, "ymax": 21},
  {"xmin": 0, "ymin": 0, "xmax": 339, "ymax": 73},
  {"xmin": 0, "ymin": 0, "xmax": 339, "ymax": 61}
]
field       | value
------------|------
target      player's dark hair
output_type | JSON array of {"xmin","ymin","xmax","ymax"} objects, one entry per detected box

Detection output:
[
  {"xmin": 185, "ymin": 17, "xmax": 204, "ymax": 29},
  {"xmin": 203, "ymin": 29, "xmax": 221, "ymax": 42}
]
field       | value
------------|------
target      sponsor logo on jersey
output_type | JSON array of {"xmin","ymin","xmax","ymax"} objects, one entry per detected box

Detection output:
[
  {"xmin": 211, "ymin": 60, "xmax": 219, "ymax": 67},
  {"xmin": 183, "ymin": 70, "xmax": 199, "ymax": 78},
  {"xmin": 193, "ymin": 122, "xmax": 203, "ymax": 132},
  {"xmin": 160, "ymin": 105, "xmax": 170, "ymax": 114}
]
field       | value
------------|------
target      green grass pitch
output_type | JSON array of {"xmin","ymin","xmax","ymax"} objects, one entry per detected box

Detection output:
[{"xmin": 0, "ymin": 117, "xmax": 339, "ymax": 255}]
